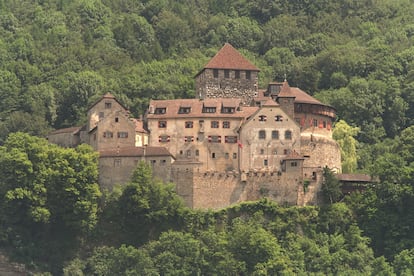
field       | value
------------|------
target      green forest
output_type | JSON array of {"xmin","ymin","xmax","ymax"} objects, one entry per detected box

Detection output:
[{"xmin": 1, "ymin": 0, "xmax": 414, "ymax": 274}]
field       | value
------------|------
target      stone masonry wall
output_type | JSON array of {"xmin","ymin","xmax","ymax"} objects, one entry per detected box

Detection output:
[
  {"xmin": 196, "ymin": 69, "xmax": 258, "ymax": 105},
  {"xmin": 172, "ymin": 168, "xmax": 301, "ymax": 209}
]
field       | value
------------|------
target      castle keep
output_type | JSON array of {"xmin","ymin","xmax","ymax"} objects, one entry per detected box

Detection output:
[{"xmin": 48, "ymin": 43, "xmax": 341, "ymax": 208}]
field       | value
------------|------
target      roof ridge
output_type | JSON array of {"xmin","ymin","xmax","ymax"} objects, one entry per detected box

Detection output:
[{"xmin": 203, "ymin": 43, "xmax": 259, "ymax": 71}]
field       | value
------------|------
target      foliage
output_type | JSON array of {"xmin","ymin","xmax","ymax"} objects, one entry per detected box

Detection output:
[
  {"xmin": 321, "ymin": 166, "xmax": 342, "ymax": 204},
  {"xmin": 0, "ymin": 132, "xmax": 101, "ymax": 273}
]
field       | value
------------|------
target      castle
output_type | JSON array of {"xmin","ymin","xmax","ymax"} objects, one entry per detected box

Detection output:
[{"xmin": 48, "ymin": 43, "xmax": 341, "ymax": 208}]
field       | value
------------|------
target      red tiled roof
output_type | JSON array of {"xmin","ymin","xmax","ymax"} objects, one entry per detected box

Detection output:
[
  {"xmin": 262, "ymin": 98, "xmax": 279, "ymax": 107},
  {"xmin": 291, "ymin": 87, "xmax": 323, "ymax": 105},
  {"xmin": 132, "ymin": 119, "xmax": 148, "ymax": 133},
  {"xmin": 278, "ymin": 81, "xmax": 295, "ymax": 98},
  {"xmin": 99, "ymin": 146, "xmax": 172, "ymax": 157},
  {"xmin": 147, "ymin": 98, "xmax": 258, "ymax": 119},
  {"xmin": 283, "ymin": 151, "xmax": 305, "ymax": 160},
  {"xmin": 203, "ymin": 43, "xmax": 260, "ymax": 71}
]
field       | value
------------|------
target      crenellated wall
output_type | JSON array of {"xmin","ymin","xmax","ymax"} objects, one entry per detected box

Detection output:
[{"xmin": 172, "ymin": 165, "xmax": 302, "ymax": 209}]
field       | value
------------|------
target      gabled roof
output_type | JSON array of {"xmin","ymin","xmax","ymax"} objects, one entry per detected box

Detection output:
[
  {"xmin": 203, "ymin": 43, "xmax": 260, "ymax": 71},
  {"xmin": 88, "ymin": 93, "xmax": 128, "ymax": 111},
  {"xmin": 262, "ymin": 98, "xmax": 279, "ymax": 107},
  {"xmin": 283, "ymin": 151, "xmax": 305, "ymax": 160},
  {"xmin": 131, "ymin": 119, "xmax": 148, "ymax": 133}
]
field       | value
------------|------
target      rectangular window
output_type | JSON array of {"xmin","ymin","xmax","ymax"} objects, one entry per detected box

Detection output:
[
  {"xmin": 272, "ymin": 130, "xmax": 279, "ymax": 139},
  {"xmin": 233, "ymin": 153, "xmax": 237, "ymax": 159},
  {"xmin": 313, "ymin": 119, "xmax": 318, "ymax": 127},
  {"xmin": 225, "ymin": 153, "xmax": 229, "ymax": 159},
  {"xmin": 103, "ymin": 131, "xmax": 113, "ymax": 138},
  {"xmin": 212, "ymin": 153, "xmax": 216, "ymax": 158},
  {"xmin": 203, "ymin": 107, "xmax": 216, "ymax": 113},
  {"xmin": 159, "ymin": 135, "xmax": 170, "ymax": 143},
  {"xmin": 258, "ymin": 115, "xmax": 267, "ymax": 121},
  {"xmin": 259, "ymin": 130, "xmax": 266, "ymax": 139},
  {"xmin": 275, "ymin": 115, "xmax": 283, "ymax": 122},
  {"xmin": 223, "ymin": 121, "xmax": 230, "ymax": 128},
  {"xmin": 115, "ymin": 117, "xmax": 119, "ymax": 123},
  {"xmin": 105, "ymin": 102, "xmax": 112, "ymax": 109},
  {"xmin": 114, "ymin": 159, "xmax": 121, "ymax": 167},
  {"xmin": 213, "ymin": 69, "xmax": 219, "ymax": 78},
  {"xmin": 184, "ymin": 136, "xmax": 194, "ymax": 142},
  {"xmin": 260, "ymin": 149, "xmax": 265, "ymax": 155},
  {"xmin": 225, "ymin": 136, "xmax": 237, "ymax": 143},
  {"xmin": 178, "ymin": 107, "xmax": 191, "ymax": 114},
  {"xmin": 185, "ymin": 121, "xmax": 193, "ymax": 128},
  {"xmin": 224, "ymin": 69, "xmax": 230, "ymax": 78},
  {"xmin": 161, "ymin": 160, "xmax": 166, "ymax": 165},
  {"xmin": 222, "ymin": 107, "xmax": 235, "ymax": 113},
  {"xmin": 208, "ymin": 135, "xmax": 221, "ymax": 143},
  {"xmin": 291, "ymin": 161, "xmax": 298, "ymax": 167},
  {"xmin": 264, "ymin": 159, "xmax": 268, "ymax": 166},
  {"xmin": 117, "ymin": 132, "xmax": 128, "ymax": 138},
  {"xmin": 285, "ymin": 130, "xmax": 292, "ymax": 140},
  {"xmin": 99, "ymin": 112, "xmax": 104, "ymax": 120},
  {"xmin": 246, "ymin": 71, "xmax": 251, "ymax": 79},
  {"xmin": 155, "ymin": 108, "xmax": 166, "ymax": 114},
  {"xmin": 235, "ymin": 70, "xmax": 240, "ymax": 79},
  {"xmin": 158, "ymin": 121, "xmax": 167, "ymax": 128},
  {"xmin": 211, "ymin": 121, "xmax": 219, "ymax": 128}
]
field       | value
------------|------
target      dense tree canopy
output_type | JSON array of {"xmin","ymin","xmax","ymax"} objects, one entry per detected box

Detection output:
[{"xmin": 1, "ymin": 0, "xmax": 414, "ymax": 274}]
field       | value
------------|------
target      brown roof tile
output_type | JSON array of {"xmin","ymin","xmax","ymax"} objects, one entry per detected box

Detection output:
[
  {"xmin": 291, "ymin": 87, "xmax": 323, "ymax": 105},
  {"xmin": 278, "ymin": 81, "xmax": 295, "ymax": 98},
  {"xmin": 203, "ymin": 43, "xmax": 260, "ymax": 71},
  {"xmin": 148, "ymin": 98, "xmax": 258, "ymax": 119},
  {"xmin": 283, "ymin": 150, "xmax": 305, "ymax": 160},
  {"xmin": 99, "ymin": 146, "xmax": 172, "ymax": 157},
  {"xmin": 132, "ymin": 119, "xmax": 148, "ymax": 133}
]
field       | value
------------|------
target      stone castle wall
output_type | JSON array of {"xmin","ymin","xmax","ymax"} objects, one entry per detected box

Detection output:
[
  {"xmin": 196, "ymin": 69, "xmax": 258, "ymax": 105},
  {"xmin": 172, "ymin": 167, "xmax": 301, "ymax": 209}
]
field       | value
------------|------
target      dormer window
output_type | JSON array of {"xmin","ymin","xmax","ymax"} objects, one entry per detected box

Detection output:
[
  {"xmin": 203, "ymin": 107, "xmax": 216, "ymax": 113},
  {"xmin": 178, "ymin": 107, "xmax": 191, "ymax": 114},
  {"xmin": 222, "ymin": 107, "xmax": 235, "ymax": 113},
  {"xmin": 155, "ymin": 108, "xmax": 166, "ymax": 114}
]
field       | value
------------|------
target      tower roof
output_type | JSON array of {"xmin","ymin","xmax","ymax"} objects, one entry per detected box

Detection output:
[
  {"xmin": 277, "ymin": 81, "xmax": 295, "ymax": 98},
  {"xmin": 203, "ymin": 43, "xmax": 260, "ymax": 71}
]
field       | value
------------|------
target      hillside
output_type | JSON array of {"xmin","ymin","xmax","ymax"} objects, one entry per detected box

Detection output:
[{"xmin": 1, "ymin": 0, "xmax": 414, "ymax": 274}]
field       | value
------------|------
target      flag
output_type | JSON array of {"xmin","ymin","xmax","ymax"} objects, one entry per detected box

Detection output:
[{"xmin": 237, "ymin": 140, "xmax": 243, "ymax": 148}]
